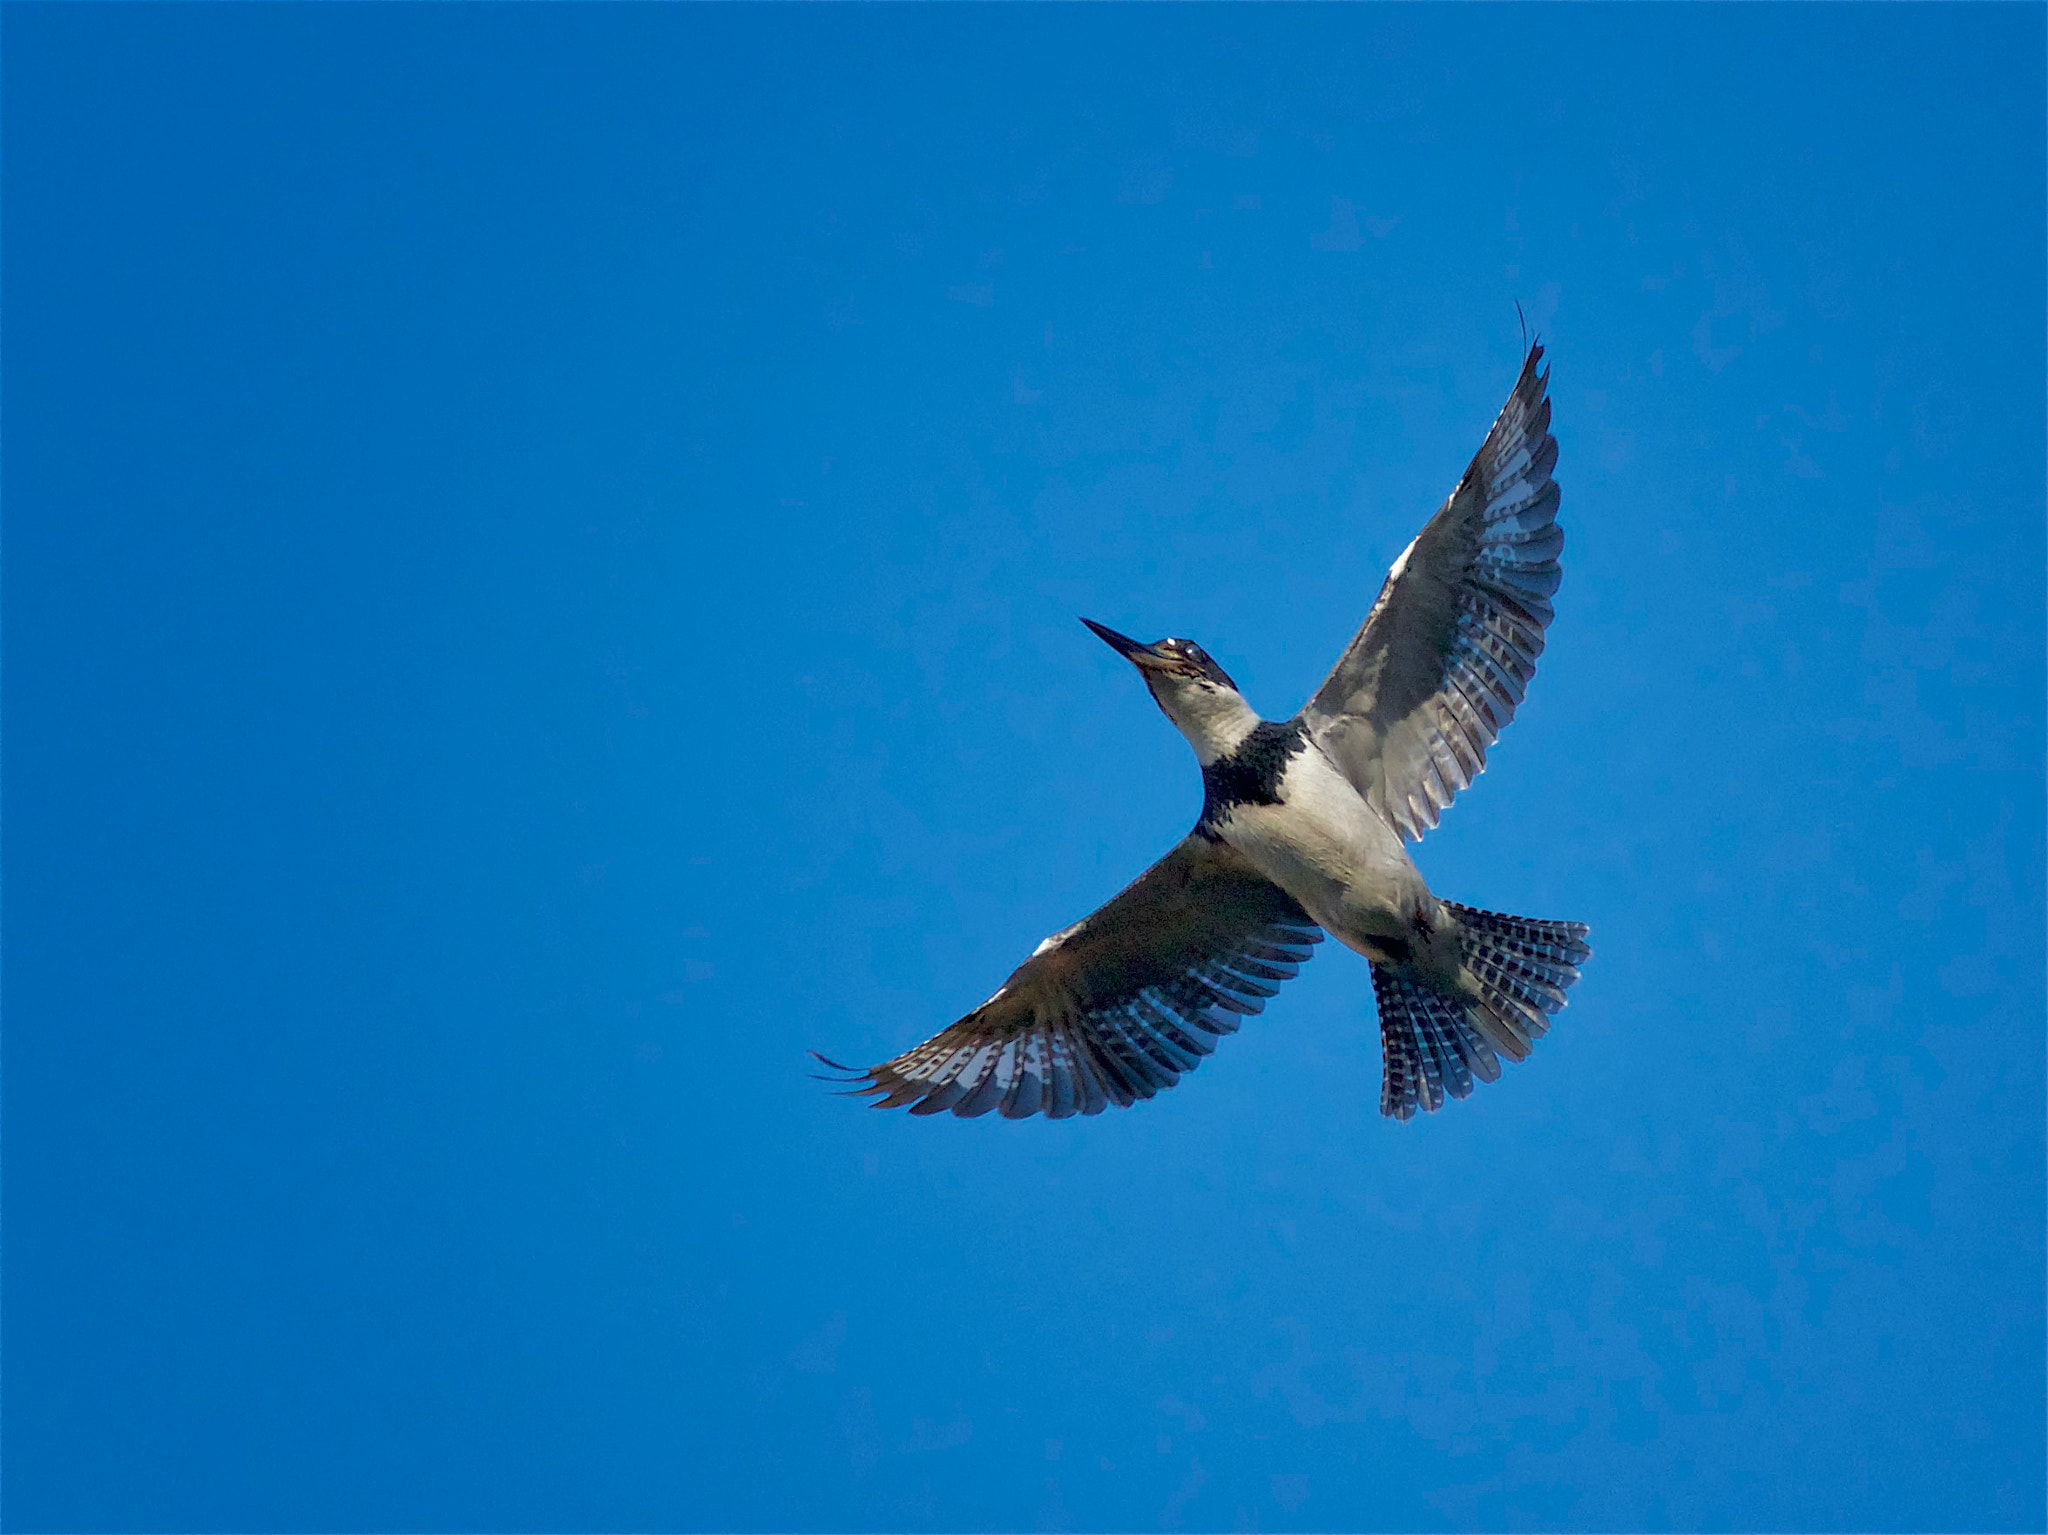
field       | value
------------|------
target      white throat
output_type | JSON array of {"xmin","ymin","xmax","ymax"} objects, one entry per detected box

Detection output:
[{"xmin": 1151, "ymin": 678, "xmax": 1262, "ymax": 765}]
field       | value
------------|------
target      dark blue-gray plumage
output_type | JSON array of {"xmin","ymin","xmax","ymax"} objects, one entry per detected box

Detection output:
[
  {"xmin": 815, "ymin": 344, "xmax": 1589, "ymax": 1121},
  {"xmin": 1199, "ymin": 719, "xmax": 1309, "ymax": 829}
]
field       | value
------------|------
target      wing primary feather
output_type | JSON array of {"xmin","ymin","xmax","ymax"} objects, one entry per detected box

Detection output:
[{"xmin": 956, "ymin": 1056, "xmax": 1009, "ymax": 1117}]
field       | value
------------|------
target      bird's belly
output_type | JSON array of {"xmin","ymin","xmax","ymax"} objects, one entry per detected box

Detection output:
[{"xmin": 1216, "ymin": 761, "xmax": 1432, "ymax": 952}]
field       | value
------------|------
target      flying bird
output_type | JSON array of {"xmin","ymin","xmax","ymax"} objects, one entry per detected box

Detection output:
[{"xmin": 815, "ymin": 344, "xmax": 1588, "ymax": 1121}]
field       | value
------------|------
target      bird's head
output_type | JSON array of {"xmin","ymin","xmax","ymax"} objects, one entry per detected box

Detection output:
[{"xmin": 1082, "ymin": 618, "xmax": 1261, "ymax": 763}]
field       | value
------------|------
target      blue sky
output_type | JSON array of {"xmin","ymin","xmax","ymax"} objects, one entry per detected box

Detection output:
[{"xmin": 6, "ymin": 7, "xmax": 2042, "ymax": 1532}]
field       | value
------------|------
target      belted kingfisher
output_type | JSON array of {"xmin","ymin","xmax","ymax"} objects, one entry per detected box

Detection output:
[{"xmin": 816, "ymin": 343, "xmax": 1589, "ymax": 1121}]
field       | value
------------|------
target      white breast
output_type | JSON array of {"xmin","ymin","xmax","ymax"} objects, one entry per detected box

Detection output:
[{"xmin": 1216, "ymin": 744, "xmax": 1426, "ymax": 942}]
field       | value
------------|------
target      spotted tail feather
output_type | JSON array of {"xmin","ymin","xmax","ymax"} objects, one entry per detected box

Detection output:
[{"xmin": 1370, "ymin": 902, "xmax": 1590, "ymax": 1120}]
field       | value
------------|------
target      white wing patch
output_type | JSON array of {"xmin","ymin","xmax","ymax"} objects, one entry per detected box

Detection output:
[{"xmin": 1031, "ymin": 922, "xmax": 1083, "ymax": 958}]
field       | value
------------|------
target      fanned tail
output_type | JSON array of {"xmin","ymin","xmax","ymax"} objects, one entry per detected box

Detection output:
[
  {"xmin": 1370, "ymin": 965, "xmax": 1502, "ymax": 1118},
  {"xmin": 1370, "ymin": 903, "xmax": 1590, "ymax": 1120}
]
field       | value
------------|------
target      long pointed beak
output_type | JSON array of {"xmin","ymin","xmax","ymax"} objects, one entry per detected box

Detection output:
[{"xmin": 1081, "ymin": 617, "xmax": 1167, "ymax": 669}]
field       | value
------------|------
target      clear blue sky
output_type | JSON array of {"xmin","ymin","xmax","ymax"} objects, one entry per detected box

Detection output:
[{"xmin": 7, "ymin": 7, "xmax": 2042, "ymax": 1532}]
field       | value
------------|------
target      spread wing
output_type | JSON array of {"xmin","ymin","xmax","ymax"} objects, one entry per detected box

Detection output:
[
  {"xmin": 1301, "ymin": 345, "xmax": 1562, "ymax": 842},
  {"xmin": 813, "ymin": 835, "xmax": 1322, "ymax": 1119}
]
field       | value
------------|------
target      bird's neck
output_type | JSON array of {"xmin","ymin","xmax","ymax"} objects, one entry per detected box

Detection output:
[{"xmin": 1160, "ymin": 687, "xmax": 1264, "ymax": 766}]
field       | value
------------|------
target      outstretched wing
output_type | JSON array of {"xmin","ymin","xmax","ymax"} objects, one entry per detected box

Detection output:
[
  {"xmin": 1302, "ymin": 345, "xmax": 1562, "ymax": 842},
  {"xmin": 814, "ymin": 835, "xmax": 1322, "ymax": 1119}
]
